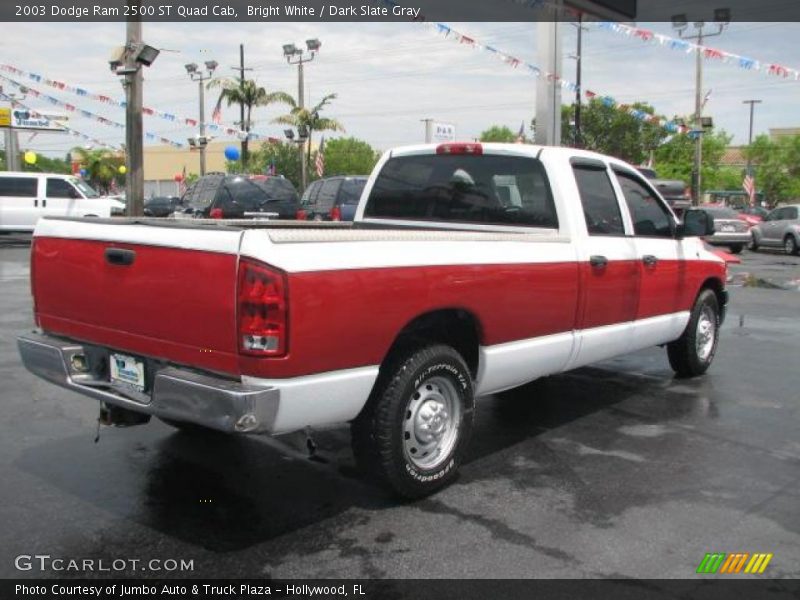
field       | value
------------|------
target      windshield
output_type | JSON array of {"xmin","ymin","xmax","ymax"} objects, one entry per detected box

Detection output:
[{"xmin": 70, "ymin": 177, "xmax": 100, "ymax": 198}]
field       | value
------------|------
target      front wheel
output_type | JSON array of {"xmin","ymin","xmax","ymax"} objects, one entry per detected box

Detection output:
[
  {"xmin": 351, "ymin": 344, "xmax": 474, "ymax": 498},
  {"xmin": 785, "ymin": 235, "xmax": 799, "ymax": 256},
  {"xmin": 729, "ymin": 244, "xmax": 744, "ymax": 254},
  {"xmin": 667, "ymin": 289, "xmax": 720, "ymax": 378}
]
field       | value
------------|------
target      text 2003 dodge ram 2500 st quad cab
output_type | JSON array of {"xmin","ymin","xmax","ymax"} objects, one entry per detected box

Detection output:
[{"xmin": 18, "ymin": 143, "xmax": 726, "ymax": 498}]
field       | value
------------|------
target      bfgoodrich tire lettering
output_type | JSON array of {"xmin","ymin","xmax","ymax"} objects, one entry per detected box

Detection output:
[
  {"xmin": 667, "ymin": 288, "xmax": 720, "ymax": 378},
  {"xmin": 351, "ymin": 344, "xmax": 474, "ymax": 498}
]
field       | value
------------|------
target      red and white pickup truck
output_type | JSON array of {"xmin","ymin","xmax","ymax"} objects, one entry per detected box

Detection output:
[{"xmin": 18, "ymin": 143, "xmax": 726, "ymax": 498}]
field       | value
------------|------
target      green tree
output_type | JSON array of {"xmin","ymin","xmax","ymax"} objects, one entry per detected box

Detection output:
[
  {"xmin": 561, "ymin": 100, "xmax": 668, "ymax": 164},
  {"xmin": 321, "ymin": 137, "xmax": 379, "ymax": 176},
  {"xmin": 479, "ymin": 125, "xmax": 519, "ymax": 143},
  {"xmin": 208, "ymin": 78, "xmax": 293, "ymax": 170},
  {"xmin": 70, "ymin": 147, "xmax": 123, "ymax": 193},
  {"xmin": 744, "ymin": 134, "xmax": 800, "ymax": 206},
  {"xmin": 654, "ymin": 128, "xmax": 732, "ymax": 192},
  {"xmin": 272, "ymin": 93, "xmax": 345, "ymax": 181},
  {"xmin": 251, "ymin": 141, "xmax": 308, "ymax": 190}
]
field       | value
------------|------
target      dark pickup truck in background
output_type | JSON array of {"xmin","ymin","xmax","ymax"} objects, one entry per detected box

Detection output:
[{"xmin": 637, "ymin": 167, "xmax": 691, "ymax": 215}]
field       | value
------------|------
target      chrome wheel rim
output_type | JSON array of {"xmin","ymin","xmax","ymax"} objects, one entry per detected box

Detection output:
[
  {"xmin": 403, "ymin": 376, "xmax": 461, "ymax": 470},
  {"xmin": 786, "ymin": 238, "xmax": 795, "ymax": 254},
  {"xmin": 695, "ymin": 305, "xmax": 716, "ymax": 362}
]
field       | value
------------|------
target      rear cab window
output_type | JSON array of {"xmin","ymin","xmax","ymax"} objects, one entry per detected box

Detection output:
[{"xmin": 363, "ymin": 153, "xmax": 558, "ymax": 229}]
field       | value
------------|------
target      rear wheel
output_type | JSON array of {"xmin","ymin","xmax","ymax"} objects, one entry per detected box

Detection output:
[
  {"xmin": 748, "ymin": 236, "xmax": 759, "ymax": 251},
  {"xmin": 784, "ymin": 235, "xmax": 799, "ymax": 256},
  {"xmin": 728, "ymin": 244, "xmax": 744, "ymax": 254},
  {"xmin": 351, "ymin": 344, "xmax": 474, "ymax": 498},
  {"xmin": 667, "ymin": 289, "xmax": 720, "ymax": 378}
]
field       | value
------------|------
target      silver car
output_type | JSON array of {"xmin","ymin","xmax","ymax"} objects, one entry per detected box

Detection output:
[
  {"xmin": 751, "ymin": 204, "xmax": 800, "ymax": 255},
  {"xmin": 702, "ymin": 206, "xmax": 752, "ymax": 254}
]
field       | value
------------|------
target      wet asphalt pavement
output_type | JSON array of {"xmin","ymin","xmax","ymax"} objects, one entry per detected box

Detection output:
[{"xmin": 0, "ymin": 238, "xmax": 799, "ymax": 579}]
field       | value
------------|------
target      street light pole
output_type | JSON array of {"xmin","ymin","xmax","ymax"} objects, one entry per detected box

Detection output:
[
  {"xmin": 743, "ymin": 98, "xmax": 762, "ymax": 189},
  {"xmin": 673, "ymin": 10, "xmax": 730, "ymax": 205},
  {"xmin": 283, "ymin": 39, "xmax": 320, "ymax": 193},
  {"xmin": 570, "ymin": 16, "xmax": 587, "ymax": 148},
  {"xmin": 185, "ymin": 60, "xmax": 217, "ymax": 176}
]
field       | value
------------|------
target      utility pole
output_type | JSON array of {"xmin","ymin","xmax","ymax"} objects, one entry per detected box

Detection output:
[
  {"xmin": 421, "ymin": 118, "xmax": 434, "ymax": 143},
  {"xmin": 2, "ymin": 88, "xmax": 27, "ymax": 171},
  {"xmin": 672, "ymin": 11, "xmax": 730, "ymax": 205},
  {"xmin": 185, "ymin": 61, "xmax": 217, "ymax": 176},
  {"xmin": 124, "ymin": 11, "xmax": 144, "ymax": 217}
]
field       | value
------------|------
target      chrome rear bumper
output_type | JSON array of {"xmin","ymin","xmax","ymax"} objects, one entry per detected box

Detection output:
[{"xmin": 17, "ymin": 332, "xmax": 279, "ymax": 434}]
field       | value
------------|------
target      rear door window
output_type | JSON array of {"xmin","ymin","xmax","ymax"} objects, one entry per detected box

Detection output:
[
  {"xmin": 301, "ymin": 181, "xmax": 321, "ymax": 208},
  {"xmin": 0, "ymin": 177, "xmax": 37, "ymax": 197},
  {"xmin": 572, "ymin": 164, "xmax": 624, "ymax": 236},
  {"xmin": 364, "ymin": 154, "xmax": 557, "ymax": 228}
]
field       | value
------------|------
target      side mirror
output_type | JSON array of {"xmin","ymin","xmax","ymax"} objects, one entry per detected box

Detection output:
[{"xmin": 678, "ymin": 209, "xmax": 715, "ymax": 238}]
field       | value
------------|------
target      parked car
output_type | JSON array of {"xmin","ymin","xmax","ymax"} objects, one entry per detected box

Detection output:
[
  {"xmin": 636, "ymin": 167, "xmax": 691, "ymax": 215},
  {"xmin": 750, "ymin": 204, "xmax": 800, "ymax": 255},
  {"xmin": 178, "ymin": 173, "xmax": 299, "ymax": 220},
  {"xmin": 19, "ymin": 143, "xmax": 726, "ymax": 499},
  {"xmin": 699, "ymin": 205, "xmax": 751, "ymax": 254},
  {"xmin": 0, "ymin": 172, "xmax": 124, "ymax": 231},
  {"xmin": 298, "ymin": 176, "xmax": 368, "ymax": 221},
  {"xmin": 144, "ymin": 196, "xmax": 181, "ymax": 217}
]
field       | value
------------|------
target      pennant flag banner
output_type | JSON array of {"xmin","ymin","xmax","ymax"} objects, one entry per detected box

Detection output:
[
  {"xmin": 595, "ymin": 22, "xmax": 800, "ymax": 82},
  {"xmin": 0, "ymin": 73, "xmax": 185, "ymax": 147},
  {"xmin": 425, "ymin": 20, "xmax": 690, "ymax": 137},
  {"xmin": 0, "ymin": 64, "xmax": 281, "ymax": 143},
  {"xmin": 0, "ymin": 90, "xmax": 117, "ymax": 150}
]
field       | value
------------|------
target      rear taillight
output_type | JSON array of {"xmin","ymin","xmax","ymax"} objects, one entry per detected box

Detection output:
[
  {"xmin": 436, "ymin": 143, "xmax": 483, "ymax": 155},
  {"xmin": 209, "ymin": 208, "xmax": 224, "ymax": 219},
  {"xmin": 237, "ymin": 259, "xmax": 288, "ymax": 357},
  {"xmin": 296, "ymin": 209, "xmax": 307, "ymax": 220},
  {"xmin": 329, "ymin": 205, "xmax": 342, "ymax": 221}
]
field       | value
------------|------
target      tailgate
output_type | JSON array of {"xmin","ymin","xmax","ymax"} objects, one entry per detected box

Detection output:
[{"xmin": 31, "ymin": 218, "xmax": 243, "ymax": 376}]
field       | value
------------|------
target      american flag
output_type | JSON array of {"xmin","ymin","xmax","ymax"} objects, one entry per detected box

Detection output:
[
  {"xmin": 315, "ymin": 137, "xmax": 325, "ymax": 177},
  {"xmin": 211, "ymin": 98, "xmax": 222, "ymax": 125},
  {"xmin": 742, "ymin": 171, "xmax": 756, "ymax": 207}
]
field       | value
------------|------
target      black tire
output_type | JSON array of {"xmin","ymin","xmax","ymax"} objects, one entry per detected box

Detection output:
[
  {"xmin": 351, "ymin": 344, "xmax": 474, "ymax": 499},
  {"xmin": 728, "ymin": 244, "xmax": 744, "ymax": 254},
  {"xmin": 784, "ymin": 235, "xmax": 799, "ymax": 256},
  {"xmin": 667, "ymin": 289, "xmax": 720, "ymax": 378},
  {"xmin": 159, "ymin": 417, "xmax": 220, "ymax": 435},
  {"xmin": 748, "ymin": 237, "xmax": 759, "ymax": 252}
]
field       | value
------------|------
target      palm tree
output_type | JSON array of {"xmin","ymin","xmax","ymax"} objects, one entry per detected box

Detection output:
[
  {"xmin": 208, "ymin": 78, "xmax": 293, "ymax": 169},
  {"xmin": 71, "ymin": 147, "xmax": 123, "ymax": 194},
  {"xmin": 272, "ymin": 93, "xmax": 345, "ymax": 185}
]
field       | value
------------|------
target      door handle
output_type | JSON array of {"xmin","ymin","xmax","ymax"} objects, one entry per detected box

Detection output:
[
  {"xmin": 34, "ymin": 199, "xmax": 38, "ymax": 208},
  {"xmin": 104, "ymin": 248, "xmax": 136, "ymax": 266},
  {"xmin": 642, "ymin": 254, "xmax": 658, "ymax": 266},
  {"xmin": 589, "ymin": 255, "xmax": 608, "ymax": 268},
  {"xmin": 42, "ymin": 199, "xmax": 47, "ymax": 208}
]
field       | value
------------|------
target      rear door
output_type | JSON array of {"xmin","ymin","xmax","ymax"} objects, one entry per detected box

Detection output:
[
  {"xmin": 0, "ymin": 175, "xmax": 39, "ymax": 230},
  {"xmin": 570, "ymin": 159, "xmax": 639, "ymax": 367},
  {"xmin": 761, "ymin": 208, "xmax": 784, "ymax": 244}
]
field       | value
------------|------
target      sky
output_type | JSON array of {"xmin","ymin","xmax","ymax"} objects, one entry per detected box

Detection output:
[{"xmin": 1, "ymin": 20, "xmax": 798, "ymax": 159}]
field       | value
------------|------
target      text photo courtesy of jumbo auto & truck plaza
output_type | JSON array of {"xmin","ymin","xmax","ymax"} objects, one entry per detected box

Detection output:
[{"xmin": 1, "ymin": 0, "xmax": 800, "ymax": 598}]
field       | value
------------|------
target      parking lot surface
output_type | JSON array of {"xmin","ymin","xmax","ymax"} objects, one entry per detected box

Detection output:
[{"xmin": 1, "ymin": 242, "xmax": 798, "ymax": 579}]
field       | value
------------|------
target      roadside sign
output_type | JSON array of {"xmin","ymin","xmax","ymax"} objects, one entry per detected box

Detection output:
[
  {"xmin": 0, "ymin": 107, "xmax": 66, "ymax": 131},
  {"xmin": 433, "ymin": 122, "xmax": 455, "ymax": 143}
]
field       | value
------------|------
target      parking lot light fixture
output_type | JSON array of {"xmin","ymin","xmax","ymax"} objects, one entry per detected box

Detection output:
[
  {"xmin": 283, "ymin": 38, "xmax": 321, "ymax": 192},
  {"xmin": 186, "ymin": 59, "xmax": 218, "ymax": 175}
]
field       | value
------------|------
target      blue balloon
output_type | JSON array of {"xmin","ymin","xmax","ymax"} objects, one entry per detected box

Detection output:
[
  {"xmin": 79, "ymin": 168, "xmax": 88, "ymax": 177},
  {"xmin": 224, "ymin": 145, "xmax": 240, "ymax": 161}
]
